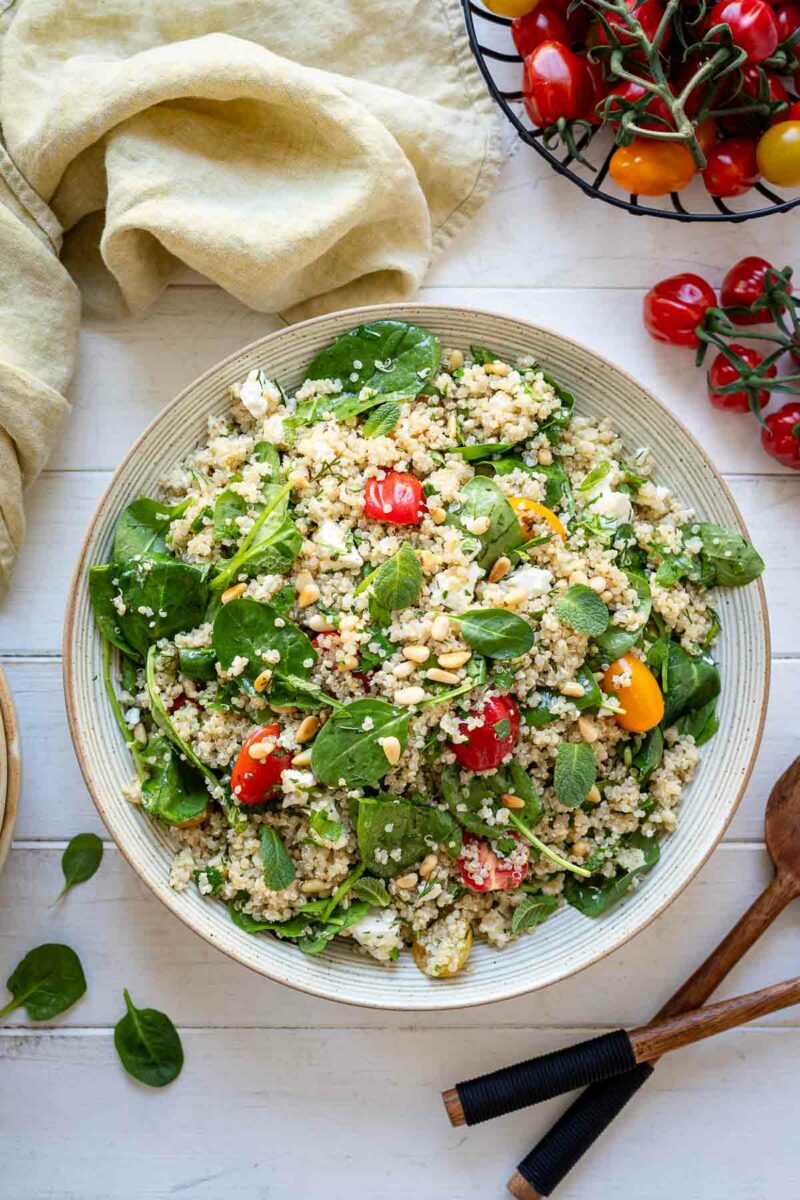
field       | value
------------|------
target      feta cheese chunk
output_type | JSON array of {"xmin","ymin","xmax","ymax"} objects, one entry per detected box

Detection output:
[{"xmin": 349, "ymin": 907, "xmax": 403, "ymax": 962}]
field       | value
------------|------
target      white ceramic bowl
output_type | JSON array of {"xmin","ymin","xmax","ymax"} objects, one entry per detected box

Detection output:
[{"xmin": 64, "ymin": 304, "xmax": 769, "ymax": 1010}]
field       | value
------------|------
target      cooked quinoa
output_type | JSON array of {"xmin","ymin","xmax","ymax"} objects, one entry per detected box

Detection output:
[{"xmin": 90, "ymin": 321, "xmax": 764, "ymax": 978}]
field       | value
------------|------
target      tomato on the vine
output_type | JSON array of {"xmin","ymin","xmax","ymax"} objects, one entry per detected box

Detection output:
[
  {"xmin": 760, "ymin": 401, "xmax": 800, "ymax": 468},
  {"xmin": 523, "ymin": 40, "xmax": 590, "ymax": 126},
  {"xmin": 457, "ymin": 832, "xmax": 530, "ymax": 893},
  {"xmin": 363, "ymin": 471, "xmax": 425, "ymax": 525},
  {"xmin": 451, "ymin": 694, "xmax": 520, "ymax": 772},
  {"xmin": 757, "ymin": 120, "xmax": 800, "ymax": 185},
  {"xmin": 695, "ymin": 118, "xmax": 719, "ymax": 154},
  {"xmin": 512, "ymin": 1, "xmax": 570, "ymax": 56},
  {"xmin": 609, "ymin": 137, "xmax": 695, "ymax": 195},
  {"xmin": 231, "ymin": 725, "xmax": 292, "ymax": 806},
  {"xmin": 605, "ymin": 79, "xmax": 673, "ymax": 130},
  {"xmin": 707, "ymin": 344, "xmax": 776, "ymax": 411},
  {"xmin": 720, "ymin": 255, "xmax": 791, "ymax": 324},
  {"xmin": 779, "ymin": 100, "xmax": 800, "ymax": 122},
  {"xmin": 719, "ymin": 66, "xmax": 788, "ymax": 133},
  {"xmin": 702, "ymin": 135, "xmax": 760, "ymax": 195},
  {"xmin": 707, "ymin": 0, "xmax": 779, "ymax": 63},
  {"xmin": 643, "ymin": 273, "xmax": 717, "ymax": 347},
  {"xmin": 484, "ymin": 0, "xmax": 540, "ymax": 16},
  {"xmin": 579, "ymin": 53, "xmax": 606, "ymax": 123},
  {"xmin": 593, "ymin": 0, "xmax": 668, "ymax": 47},
  {"xmin": 773, "ymin": 0, "xmax": 800, "ymax": 41}
]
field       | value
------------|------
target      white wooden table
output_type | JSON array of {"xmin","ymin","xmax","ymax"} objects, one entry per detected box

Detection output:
[{"xmin": 1, "ymin": 135, "xmax": 799, "ymax": 1199}]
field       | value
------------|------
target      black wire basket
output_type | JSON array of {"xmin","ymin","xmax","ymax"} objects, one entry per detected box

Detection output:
[{"xmin": 463, "ymin": 0, "xmax": 800, "ymax": 222}]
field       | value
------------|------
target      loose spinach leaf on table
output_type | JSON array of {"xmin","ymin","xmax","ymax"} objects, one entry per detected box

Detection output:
[
  {"xmin": 88, "ymin": 565, "xmax": 139, "ymax": 659},
  {"xmin": 213, "ymin": 598, "xmax": 316, "ymax": 686},
  {"xmin": 140, "ymin": 734, "xmax": 209, "ymax": 826},
  {"xmin": 564, "ymin": 831, "xmax": 660, "ymax": 917},
  {"xmin": 453, "ymin": 608, "xmax": 534, "ymax": 660},
  {"xmin": 367, "ymin": 544, "xmax": 423, "ymax": 612},
  {"xmin": 114, "ymin": 990, "xmax": 183, "ymax": 1088},
  {"xmin": 357, "ymin": 795, "xmax": 462, "ymax": 878},
  {"xmin": 554, "ymin": 585, "xmax": 610, "ymax": 637},
  {"xmin": 662, "ymin": 644, "xmax": 720, "ymax": 726},
  {"xmin": 554, "ymin": 741, "xmax": 597, "ymax": 808},
  {"xmin": 446, "ymin": 477, "xmax": 522, "ymax": 570},
  {"xmin": 112, "ymin": 497, "xmax": 189, "ymax": 564},
  {"xmin": 0, "ymin": 944, "xmax": 87, "ymax": 1020},
  {"xmin": 511, "ymin": 893, "xmax": 559, "ymax": 933},
  {"xmin": 115, "ymin": 560, "xmax": 209, "ymax": 658},
  {"xmin": 177, "ymin": 647, "xmax": 217, "ymax": 681},
  {"xmin": 55, "ymin": 833, "xmax": 104, "ymax": 902},
  {"xmin": 351, "ymin": 876, "xmax": 391, "ymax": 907},
  {"xmin": 311, "ymin": 699, "xmax": 412, "ymax": 789},
  {"xmin": 593, "ymin": 571, "xmax": 651, "ymax": 659},
  {"xmin": 260, "ymin": 826, "xmax": 296, "ymax": 891},
  {"xmin": 695, "ymin": 522, "xmax": 765, "ymax": 587}
]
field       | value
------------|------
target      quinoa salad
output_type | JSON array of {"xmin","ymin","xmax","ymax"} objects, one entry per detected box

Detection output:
[{"xmin": 89, "ymin": 320, "xmax": 765, "ymax": 978}]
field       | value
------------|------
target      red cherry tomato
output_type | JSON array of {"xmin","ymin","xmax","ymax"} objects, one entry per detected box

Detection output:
[
  {"xmin": 702, "ymin": 135, "xmax": 760, "ymax": 194},
  {"xmin": 673, "ymin": 52, "xmax": 713, "ymax": 119},
  {"xmin": 168, "ymin": 693, "xmax": 193, "ymax": 714},
  {"xmin": 594, "ymin": 0, "xmax": 668, "ymax": 46},
  {"xmin": 720, "ymin": 255, "xmax": 790, "ymax": 324},
  {"xmin": 760, "ymin": 401, "xmax": 800, "ymax": 467},
  {"xmin": 719, "ymin": 67, "xmax": 788, "ymax": 133},
  {"xmin": 707, "ymin": 344, "xmax": 776, "ymax": 411},
  {"xmin": 451, "ymin": 694, "xmax": 520, "ymax": 772},
  {"xmin": 457, "ymin": 832, "xmax": 530, "ymax": 892},
  {"xmin": 774, "ymin": 1, "xmax": 800, "ymax": 39},
  {"xmin": 606, "ymin": 79, "xmax": 673, "ymax": 130},
  {"xmin": 580, "ymin": 54, "xmax": 606, "ymax": 124},
  {"xmin": 523, "ymin": 41, "xmax": 590, "ymax": 127},
  {"xmin": 231, "ymin": 725, "xmax": 292, "ymax": 806},
  {"xmin": 363, "ymin": 471, "xmax": 424, "ymax": 525},
  {"xmin": 643, "ymin": 273, "xmax": 718, "ymax": 347},
  {"xmin": 707, "ymin": 0, "xmax": 779, "ymax": 62},
  {"xmin": 512, "ymin": 1, "xmax": 570, "ymax": 56},
  {"xmin": 779, "ymin": 100, "xmax": 800, "ymax": 122}
]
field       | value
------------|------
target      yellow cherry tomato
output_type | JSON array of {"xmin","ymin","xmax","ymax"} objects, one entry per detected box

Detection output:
[
  {"xmin": 509, "ymin": 496, "xmax": 567, "ymax": 541},
  {"xmin": 601, "ymin": 655, "xmax": 664, "ymax": 733},
  {"xmin": 483, "ymin": 0, "xmax": 540, "ymax": 15},
  {"xmin": 609, "ymin": 138, "xmax": 696, "ymax": 197},
  {"xmin": 412, "ymin": 925, "xmax": 473, "ymax": 979},
  {"xmin": 757, "ymin": 121, "xmax": 800, "ymax": 187}
]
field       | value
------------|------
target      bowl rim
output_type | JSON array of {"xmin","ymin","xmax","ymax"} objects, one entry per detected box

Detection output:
[
  {"xmin": 63, "ymin": 301, "xmax": 770, "ymax": 1010},
  {"xmin": 0, "ymin": 664, "xmax": 21, "ymax": 878}
]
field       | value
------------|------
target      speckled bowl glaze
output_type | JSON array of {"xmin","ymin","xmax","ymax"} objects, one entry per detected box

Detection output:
[
  {"xmin": 0, "ymin": 665, "xmax": 20, "ymax": 878},
  {"xmin": 64, "ymin": 304, "xmax": 769, "ymax": 1011}
]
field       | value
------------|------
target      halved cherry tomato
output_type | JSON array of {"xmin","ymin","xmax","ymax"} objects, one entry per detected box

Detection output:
[
  {"xmin": 451, "ymin": 694, "xmax": 520, "ymax": 772},
  {"xmin": 601, "ymin": 657, "xmax": 664, "ymax": 733},
  {"xmin": 702, "ymin": 135, "xmax": 760, "ymax": 195},
  {"xmin": 523, "ymin": 40, "xmax": 590, "ymax": 127},
  {"xmin": 609, "ymin": 137, "xmax": 696, "ymax": 196},
  {"xmin": 593, "ymin": 0, "xmax": 668, "ymax": 47},
  {"xmin": 707, "ymin": 0, "xmax": 779, "ymax": 62},
  {"xmin": 508, "ymin": 496, "xmax": 567, "ymax": 541},
  {"xmin": 643, "ymin": 273, "xmax": 717, "ymax": 347},
  {"xmin": 457, "ymin": 832, "xmax": 530, "ymax": 892},
  {"xmin": 707, "ymin": 345, "xmax": 776, "ymax": 411},
  {"xmin": 605, "ymin": 79, "xmax": 674, "ymax": 131},
  {"xmin": 757, "ymin": 119, "xmax": 800, "ymax": 184},
  {"xmin": 512, "ymin": 1, "xmax": 570, "ymax": 56},
  {"xmin": 364, "ymin": 472, "xmax": 424, "ymax": 525},
  {"xmin": 720, "ymin": 255, "xmax": 791, "ymax": 323},
  {"xmin": 231, "ymin": 725, "xmax": 292, "ymax": 806},
  {"xmin": 484, "ymin": 0, "xmax": 540, "ymax": 14},
  {"xmin": 760, "ymin": 401, "xmax": 800, "ymax": 468}
]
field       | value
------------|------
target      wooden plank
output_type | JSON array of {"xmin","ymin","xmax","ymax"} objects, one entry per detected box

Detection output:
[
  {"xmin": 5, "ymin": 656, "xmax": 795, "ymax": 842},
  {"xmin": 1, "ymin": 844, "xmax": 797, "ymax": 1030},
  {"xmin": 0, "ymin": 1024, "xmax": 798, "ymax": 1198}
]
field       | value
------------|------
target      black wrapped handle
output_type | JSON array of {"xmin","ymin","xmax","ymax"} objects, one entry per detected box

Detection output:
[
  {"xmin": 511, "ymin": 1063, "xmax": 655, "ymax": 1197},
  {"xmin": 452, "ymin": 1030, "xmax": 637, "ymax": 1127}
]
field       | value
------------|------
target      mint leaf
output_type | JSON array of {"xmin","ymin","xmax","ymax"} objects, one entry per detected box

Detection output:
[
  {"xmin": 260, "ymin": 827, "xmax": 296, "ymax": 891},
  {"xmin": 554, "ymin": 741, "xmax": 597, "ymax": 808},
  {"xmin": 554, "ymin": 585, "xmax": 610, "ymax": 637}
]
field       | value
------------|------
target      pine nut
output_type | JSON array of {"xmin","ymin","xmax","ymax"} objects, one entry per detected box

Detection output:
[
  {"xmin": 291, "ymin": 749, "xmax": 312, "ymax": 767},
  {"xmin": 488, "ymin": 556, "xmax": 512, "ymax": 583},
  {"xmin": 395, "ymin": 872, "xmax": 418, "ymax": 889},
  {"xmin": 538, "ymin": 447, "xmax": 553, "ymax": 466},
  {"xmin": 395, "ymin": 686, "xmax": 428, "ymax": 706},
  {"xmin": 438, "ymin": 650, "xmax": 471, "ymax": 670},
  {"xmin": 468, "ymin": 515, "xmax": 491, "ymax": 536},
  {"xmin": 429, "ymin": 506, "xmax": 447, "ymax": 525},
  {"xmin": 426, "ymin": 668, "xmax": 460, "ymax": 685},
  {"xmin": 419, "ymin": 854, "xmax": 439, "ymax": 879},
  {"xmin": 403, "ymin": 645, "xmax": 430, "ymax": 664},
  {"xmin": 301, "ymin": 880, "xmax": 330, "ymax": 895},
  {"xmin": 431, "ymin": 614, "xmax": 450, "ymax": 640},
  {"xmin": 588, "ymin": 575, "xmax": 607, "ymax": 593},
  {"xmin": 295, "ymin": 715, "xmax": 320, "ymax": 744},
  {"xmin": 308, "ymin": 613, "xmax": 336, "ymax": 632},
  {"xmin": 569, "ymin": 570, "xmax": 589, "ymax": 587},
  {"xmin": 248, "ymin": 739, "xmax": 274, "ymax": 761},
  {"xmin": 133, "ymin": 722, "xmax": 148, "ymax": 745},
  {"xmin": 586, "ymin": 785, "xmax": 601, "ymax": 805},
  {"xmin": 297, "ymin": 583, "xmax": 320, "ymax": 609},
  {"xmin": 379, "ymin": 735, "xmax": 402, "ymax": 765},
  {"xmin": 420, "ymin": 550, "xmax": 436, "ymax": 572},
  {"xmin": 448, "ymin": 349, "xmax": 464, "ymax": 370},
  {"xmin": 173, "ymin": 809, "xmax": 208, "ymax": 829},
  {"xmin": 392, "ymin": 661, "xmax": 415, "ymax": 679},
  {"xmin": 295, "ymin": 570, "xmax": 314, "ymax": 589},
  {"xmin": 502, "ymin": 589, "xmax": 527, "ymax": 608},
  {"xmin": 484, "ymin": 360, "xmax": 509, "ymax": 376},
  {"xmin": 578, "ymin": 715, "xmax": 599, "ymax": 743},
  {"xmin": 501, "ymin": 793, "xmax": 526, "ymax": 810},
  {"xmin": 253, "ymin": 668, "xmax": 273, "ymax": 693},
  {"xmin": 573, "ymin": 840, "xmax": 591, "ymax": 858},
  {"xmin": 560, "ymin": 680, "xmax": 585, "ymax": 698},
  {"xmin": 221, "ymin": 582, "xmax": 247, "ymax": 604},
  {"xmin": 270, "ymin": 703, "xmax": 297, "ymax": 713}
]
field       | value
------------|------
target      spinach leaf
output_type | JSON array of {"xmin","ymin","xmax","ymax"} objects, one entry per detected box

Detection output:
[
  {"xmin": 140, "ymin": 734, "xmax": 209, "ymax": 826},
  {"xmin": 450, "ymin": 442, "xmax": 514, "ymax": 461},
  {"xmin": 454, "ymin": 608, "xmax": 534, "ymax": 660},
  {"xmin": 469, "ymin": 344, "xmax": 502, "ymax": 364},
  {"xmin": 213, "ymin": 598, "xmax": 316, "ymax": 686},
  {"xmin": 56, "ymin": 833, "xmax": 103, "ymax": 902},
  {"xmin": 88, "ymin": 565, "xmax": 138, "ymax": 659},
  {"xmin": 484, "ymin": 455, "xmax": 572, "ymax": 514},
  {"xmin": 212, "ymin": 487, "xmax": 248, "ymax": 543},
  {"xmin": 696, "ymin": 522, "xmax": 764, "ymax": 588},
  {"xmin": 632, "ymin": 724, "xmax": 664, "ymax": 783},
  {"xmin": 564, "ymin": 831, "xmax": 660, "ymax": 917},
  {"xmin": 116, "ymin": 560, "xmax": 209, "ymax": 658},
  {"xmin": 523, "ymin": 689, "xmax": 559, "ymax": 728},
  {"xmin": 299, "ymin": 321, "xmax": 441, "ymax": 426},
  {"xmin": 554, "ymin": 741, "xmax": 597, "ymax": 808},
  {"xmin": 574, "ymin": 664, "xmax": 603, "ymax": 710},
  {"xmin": 446, "ymin": 477, "xmax": 522, "ymax": 570},
  {"xmin": 260, "ymin": 826, "xmax": 296, "ymax": 891},
  {"xmin": 308, "ymin": 809, "xmax": 345, "ymax": 846},
  {"xmin": 351, "ymin": 876, "xmax": 391, "ymax": 907},
  {"xmin": 538, "ymin": 374, "xmax": 575, "ymax": 442},
  {"xmin": 358, "ymin": 627, "xmax": 394, "ymax": 673},
  {"xmin": 253, "ymin": 440, "xmax": 281, "ymax": 479},
  {"xmin": 594, "ymin": 572, "xmax": 651, "ymax": 659},
  {"xmin": 112, "ymin": 497, "xmax": 189, "ymax": 564},
  {"xmin": 576, "ymin": 461, "xmax": 612, "ymax": 493},
  {"xmin": 440, "ymin": 762, "xmax": 542, "ymax": 838},
  {"xmin": 357, "ymin": 795, "xmax": 461, "ymax": 878},
  {"xmin": 114, "ymin": 989, "xmax": 183, "ymax": 1088},
  {"xmin": 177, "ymin": 647, "xmax": 217, "ymax": 681},
  {"xmin": 363, "ymin": 401, "xmax": 402, "ymax": 438},
  {"xmin": 194, "ymin": 864, "xmax": 225, "ymax": 895},
  {"xmin": 554, "ymin": 585, "xmax": 610, "ymax": 637},
  {"xmin": 369, "ymin": 544, "xmax": 423, "ymax": 611},
  {"xmin": 511, "ymin": 893, "xmax": 558, "ymax": 933},
  {"xmin": 662, "ymin": 644, "xmax": 720, "ymax": 726},
  {"xmin": 209, "ymin": 482, "xmax": 297, "ymax": 592},
  {"xmin": 679, "ymin": 697, "xmax": 720, "ymax": 746},
  {"xmin": 311, "ymin": 699, "xmax": 412, "ymax": 788},
  {"xmin": 0, "ymin": 944, "xmax": 86, "ymax": 1020}
]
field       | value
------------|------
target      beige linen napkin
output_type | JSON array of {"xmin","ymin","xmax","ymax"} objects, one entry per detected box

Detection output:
[{"xmin": 0, "ymin": 0, "xmax": 501, "ymax": 590}]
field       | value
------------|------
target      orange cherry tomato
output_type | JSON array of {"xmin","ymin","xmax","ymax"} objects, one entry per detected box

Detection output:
[
  {"xmin": 509, "ymin": 496, "xmax": 567, "ymax": 541},
  {"xmin": 601, "ymin": 656, "xmax": 665, "ymax": 733},
  {"xmin": 757, "ymin": 120, "xmax": 800, "ymax": 186},
  {"xmin": 609, "ymin": 138, "xmax": 696, "ymax": 196},
  {"xmin": 484, "ymin": 0, "xmax": 540, "ymax": 14}
]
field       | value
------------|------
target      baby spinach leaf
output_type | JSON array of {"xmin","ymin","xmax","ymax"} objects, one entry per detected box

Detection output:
[
  {"xmin": 554, "ymin": 741, "xmax": 597, "ymax": 808},
  {"xmin": 112, "ymin": 497, "xmax": 189, "ymax": 564},
  {"xmin": 594, "ymin": 572, "xmax": 651, "ymax": 659},
  {"xmin": 116, "ymin": 560, "xmax": 209, "ymax": 658},
  {"xmin": 260, "ymin": 826, "xmax": 296, "ymax": 891},
  {"xmin": 370, "ymin": 544, "xmax": 423, "ymax": 611},
  {"xmin": 351, "ymin": 876, "xmax": 391, "ymax": 907},
  {"xmin": 308, "ymin": 809, "xmax": 345, "ymax": 846},
  {"xmin": 450, "ymin": 442, "xmax": 514, "ymax": 461},
  {"xmin": 213, "ymin": 598, "xmax": 316, "ymax": 685},
  {"xmin": 574, "ymin": 664, "xmax": 603, "ymax": 710},
  {"xmin": 469, "ymin": 344, "xmax": 503, "ymax": 365},
  {"xmin": 523, "ymin": 689, "xmax": 559, "ymax": 729},
  {"xmin": 454, "ymin": 608, "xmax": 534, "ymax": 660},
  {"xmin": 679, "ymin": 697, "xmax": 720, "ymax": 746},
  {"xmin": 140, "ymin": 735, "xmax": 209, "ymax": 826},
  {"xmin": 554, "ymin": 585, "xmax": 610, "ymax": 637},
  {"xmin": 358, "ymin": 627, "xmax": 394, "ymax": 673},
  {"xmin": 538, "ymin": 375, "xmax": 575, "ymax": 442},
  {"xmin": 0, "ymin": 944, "xmax": 87, "ymax": 1020},
  {"xmin": 209, "ymin": 482, "xmax": 295, "ymax": 592},
  {"xmin": 114, "ymin": 990, "xmax": 183, "ymax": 1088},
  {"xmin": 362, "ymin": 401, "xmax": 402, "ymax": 438},
  {"xmin": 483, "ymin": 455, "xmax": 572, "ymax": 514},
  {"xmin": 576, "ymin": 461, "xmax": 612, "ymax": 493},
  {"xmin": 564, "ymin": 831, "xmax": 660, "ymax": 918},
  {"xmin": 212, "ymin": 487, "xmax": 248, "ymax": 543},
  {"xmin": 511, "ymin": 893, "xmax": 558, "ymax": 933},
  {"xmin": 253, "ymin": 440, "xmax": 281, "ymax": 478},
  {"xmin": 56, "ymin": 833, "xmax": 103, "ymax": 902},
  {"xmin": 662, "ymin": 644, "xmax": 720, "ymax": 726},
  {"xmin": 440, "ymin": 762, "xmax": 542, "ymax": 838},
  {"xmin": 446, "ymin": 476, "xmax": 522, "ymax": 570},
  {"xmin": 194, "ymin": 864, "xmax": 225, "ymax": 895},
  {"xmin": 696, "ymin": 522, "xmax": 764, "ymax": 588},
  {"xmin": 88, "ymin": 565, "xmax": 139, "ymax": 659},
  {"xmin": 357, "ymin": 795, "xmax": 461, "ymax": 878},
  {"xmin": 310, "ymin": 699, "xmax": 412, "ymax": 789},
  {"xmin": 177, "ymin": 647, "xmax": 217, "ymax": 681},
  {"xmin": 632, "ymin": 724, "xmax": 664, "ymax": 783}
]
